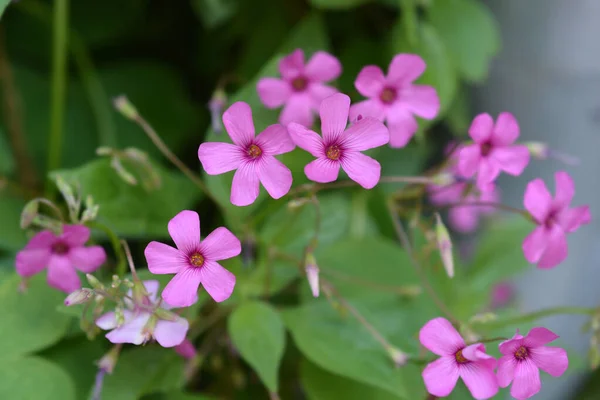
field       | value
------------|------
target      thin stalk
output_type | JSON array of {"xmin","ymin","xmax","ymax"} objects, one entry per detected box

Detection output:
[
  {"xmin": 432, "ymin": 201, "xmax": 530, "ymax": 218},
  {"xmin": 87, "ymin": 221, "xmax": 126, "ymax": 277},
  {"xmin": 472, "ymin": 306, "xmax": 597, "ymax": 330},
  {"xmin": 290, "ymin": 175, "xmax": 436, "ymax": 196}
]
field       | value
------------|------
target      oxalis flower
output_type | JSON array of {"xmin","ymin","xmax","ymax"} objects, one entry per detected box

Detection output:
[
  {"xmin": 419, "ymin": 317, "xmax": 498, "ymax": 399},
  {"xmin": 198, "ymin": 101, "xmax": 295, "ymax": 206},
  {"xmin": 15, "ymin": 224, "xmax": 106, "ymax": 293},
  {"xmin": 458, "ymin": 112, "xmax": 530, "ymax": 190},
  {"xmin": 349, "ymin": 53, "xmax": 439, "ymax": 148},
  {"xmin": 257, "ymin": 48, "xmax": 341, "ymax": 127},
  {"xmin": 497, "ymin": 327, "xmax": 568, "ymax": 400},
  {"xmin": 96, "ymin": 280, "xmax": 189, "ymax": 347},
  {"xmin": 522, "ymin": 171, "xmax": 591, "ymax": 268},
  {"xmin": 288, "ymin": 93, "xmax": 389, "ymax": 189},
  {"xmin": 145, "ymin": 210, "xmax": 241, "ymax": 306}
]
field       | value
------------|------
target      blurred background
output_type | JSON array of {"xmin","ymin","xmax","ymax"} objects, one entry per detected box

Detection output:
[{"xmin": 0, "ymin": 0, "xmax": 598, "ymax": 399}]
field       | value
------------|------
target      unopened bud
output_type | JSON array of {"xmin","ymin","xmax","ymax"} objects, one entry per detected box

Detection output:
[
  {"xmin": 287, "ymin": 198, "xmax": 309, "ymax": 210},
  {"xmin": 131, "ymin": 279, "xmax": 149, "ymax": 305},
  {"xmin": 64, "ymin": 288, "xmax": 94, "ymax": 306},
  {"xmin": 115, "ymin": 307, "xmax": 125, "ymax": 326},
  {"xmin": 434, "ymin": 213, "xmax": 454, "ymax": 278},
  {"xmin": 110, "ymin": 156, "xmax": 138, "ymax": 186},
  {"xmin": 113, "ymin": 95, "xmax": 139, "ymax": 121},
  {"xmin": 431, "ymin": 171, "xmax": 455, "ymax": 187},
  {"xmin": 81, "ymin": 196, "xmax": 100, "ymax": 223},
  {"xmin": 387, "ymin": 346, "xmax": 408, "ymax": 367},
  {"xmin": 525, "ymin": 141, "xmax": 579, "ymax": 166},
  {"xmin": 469, "ymin": 312, "xmax": 498, "ymax": 324},
  {"xmin": 86, "ymin": 274, "xmax": 104, "ymax": 290},
  {"xmin": 20, "ymin": 200, "xmax": 39, "ymax": 229},
  {"xmin": 97, "ymin": 345, "xmax": 121, "ymax": 374},
  {"xmin": 175, "ymin": 339, "xmax": 197, "ymax": 360},
  {"xmin": 208, "ymin": 89, "xmax": 227, "ymax": 134},
  {"xmin": 96, "ymin": 147, "xmax": 114, "ymax": 156},
  {"xmin": 305, "ymin": 254, "xmax": 320, "ymax": 298},
  {"xmin": 55, "ymin": 176, "xmax": 77, "ymax": 210},
  {"xmin": 154, "ymin": 307, "xmax": 181, "ymax": 322}
]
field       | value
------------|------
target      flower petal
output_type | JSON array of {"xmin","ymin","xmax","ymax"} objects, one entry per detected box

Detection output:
[
  {"xmin": 340, "ymin": 152, "xmax": 381, "ymax": 189},
  {"xmin": 61, "ymin": 225, "xmax": 91, "ymax": 247},
  {"xmin": 422, "ymin": 356, "xmax": 459, "ymax": 397},
  {"xmin": 341, "ymin": 117, "xmax": 389, "ymax": 151},
  {"xmin": 468, "ymin": 113, "xmax": 494, "ymax": 143},
  {"xmin": 349, "ymin": 99, "xmax": 386, "ymax": 123},
  {"xmin": 168, "ymin": 210, "xmax": 201, "ymax": 254},
  {"xmin": 457, "ymin": 144, "xmax": 481, "ymax": 178},
  {"xmin": 402, "ymin": 84, "xmax": 439, "ymax": 119},
  {"xmin": 386, "ymin": 108, "xmax": 418, "ymax": 148},
  {"xmin": 223, "ymin": 101, "xmax": 255, "ymax": 147},
  {"xmin": 279, "ymin": 49, "xmax": 304, "ymax": 80},
  {"xmin": 524, "ymin": 178, "xmax": 552, "ymax": 223},
  {"xmin": 231, "ymin": 163, "xmax": 260, "ymax": 206},
  {"xmin": 460, "ymin": 361, "xmax": 499, "ymax": 400},
  {"xmin": 491, "ymin": 145, "xmax": 530, "ymax": 176},
  {"xmin": 529, "ymin": 346, "xmax": 568, "ymax": 377},
  {"xmin": 96, "ymin": 312, "xmax": 118, "ymax": 330},
  {"xmin": 419, "ymin": 317, "xmax": 465, "ymax": 356},
  {"xmin": 198, "ymin": 142, "xmax": 243, "ymax": 175},
  {"xmin": 200, "ymin": 260, "xmax": 236, "ymax": 302},
  {"xmin": 16, "ymin": 248, "xmax": 51, "ymax": 277},
  {"xmin": 256, "ymin": 78, "xmax": 291, "ymax": 108},
  {"xmin": 524, "ymin": 327, "xmax": 559, "ymax": 347},
  {"xmin": 279, "ymin": 96, "xmax": 314, "ymax": 128},
  {"xmin": 175, "ymin": 339, "xmax": 197, "ymax": 359},
  {"xmin": 145, "ymin": 241, "xmax": 187, "ymax": 274},
  {"xmin": 308, "ymin": 83, "xmax": 338, "ymax": 110},
  {"xmin": 24, "ymin": 230, "xmax": 56, "ymax": 249},
  {"xmin": 162, "ymin": 267, "xmax": 203, "ymax": 308},
  {"xmin": 499, "ymin": 335, "xmax": 524, "ymax": 355},
  {"xmin": 305, "ymin": 158, "xmax": 340, "ymax": 183},
  {"xmin": 522, "ymin": 226, "xmax": 549, "ymax": 265},
  {"xmin": 142, "ymin": 280, "xmax": 160, "ymax": 303},
  {"xmin": 497, "ymin": 355, "xmax": 517, "ymax": 388},
  {"xmin": 153, "ymin": 318, "xmax": 189, "ymax": 348},
  {"xmin": 287, "ymin": 123, "xmax": 324, "ymax": 157},
  {"xmin": 106, "ymin": 312, "xmax": 151, "ymax": 345},
  {"xmin": 537, "ymin": 225, "xmax": 568, "ymax": 269},
  {"xmin": 511, "ymin": 360, "xmax": 541, "ymax": 400},
  {"xmin": 69, "ymin": 245, "xmax": 106, "ymax": 273},
  {"xmin": 387, "ymin": 54, "xmax": 426, "ymax": 85},
  {"xmin": 47, "ymin": 255, "xmax": 80, "ymax": 293},
  {"xmin": 257, "ymin": 156, "xmax": 293, "ymax": 199},
  {"xmin": 200, "ymin": 227, "xmax": 242, "ymax": 261},
  {"xmin": 254, "ymin": 124, "xmax": 295, "ymax": 155},
  {"xmin": 304, "ymin": 51, "xmax": 341, "ymax": 82},
  {"xmin": 354, "ymin": 65, "xmax": 386, "ymax": 98},
  {"xmin": 492, "ymin": 112, "xmax": 520, "ymax": 145},
  {"xmin": 320, "ymin": 93, "xmax": 350, "ymax": 144},
  {"xmin": 554, "ymin": 171, "xmax": 575, "ymax": 209},
  {"xmin": 559, "ymin": 205, "xmax": 591, "ymax": 233},
  {"xmin": 462, "ymin": 343, "xmax": 497, "ymax": 370},
  {"xmin": 449, "ymin": 206, "xmax": 480, "ymax": 233},
  {"xmin": 475, "ymin": 158, "xmax": 500, "ymax": 189}
]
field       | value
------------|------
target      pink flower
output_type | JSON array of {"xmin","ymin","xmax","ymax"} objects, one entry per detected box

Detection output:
[
  {"xmin": 96, "ymin": 280, "xmax": 189, "ymax": 348},
  {"xmin": 349, "ymin": 54, "xmax": 439, "ymax": 148},
  {"xmin": 497, "ymin": 327, "xmax": 568, "ymax": 400},
  {"xmin": 15, "ymin": 225, "xmax": 106, "ymax": 293},
  {"xmin": 419, "ymin": 317, "xmax": 498, "ymax": 399},
  {"xmin": 198, "ymin": 101, "xmax": 295, "ymax": 206},
  {"xmin": 175, "ymin": 339, "xmax": 197, "ymax": 359},
  {"xmin": 522, "ymin": 171, "xmax": 591, "ymax": 269},
  {"xmin": 490, "ymin": 282, "xmax": 514, "ymax": 309},
  {"xmin": 458, "ymin": 112, "xmax": 530, "ymax": 189},
  {"xmin": 257, "ymin": 48, "xmax": 341, "ymax": 127},
  {"xmin": 144, "ymin": 210, "xmax": 241, "ymax": 306},
  {"xmin": 288, "ymin": 93, "xmax": 389, "ymax": 189}
]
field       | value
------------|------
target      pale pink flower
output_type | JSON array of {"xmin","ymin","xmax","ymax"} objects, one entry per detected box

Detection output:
[
  {"xmin": 175, "ymin": 339, "xmax": 197, "ymax": 359},
  {"xmin": 96, "ymin": 280, "xmax": 189, "ymax": 348},
  {"xmin": 522, "ymin": 171, "xmax": 591, "ymax": 269},
  {"xmin": 497, "ymin": 327, "xmax": 568, "ymax": 400},
  {"xmin": 288, "ymin": 93, "xmax": 389, "ymax": 189},
  {"xmin": 419, "ymin": 317, "xmax": 498, "ymax": 399},
  {"xmin": 490, "ymin": 282, "xmax": 514, "ymax": 309},
  {"xmin": 15, "ymin": 225, "xmax": 106, "ymax": 293},
  {"xmin": 198, "ymin": 101, "xmax": 295, "ymax": 206},
  {"xmin": 349, "ymin": 54, "xmax": 439, "ymax": 148},
  {"xmin": 145, "ymin": 210, "xmax": 241, "ymax": 306},
  {"xmin": 458, "ymin": 112, "xmax": 530, "ymax": 189},
  {"xmin": 257, "ymin": 48, "xmax": 341, "ymax": 127}
]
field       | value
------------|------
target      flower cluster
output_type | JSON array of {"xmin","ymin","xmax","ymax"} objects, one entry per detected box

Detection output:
[{"xmin": 420, "ymin": 318, "xmax": 568, "ymax": 400}]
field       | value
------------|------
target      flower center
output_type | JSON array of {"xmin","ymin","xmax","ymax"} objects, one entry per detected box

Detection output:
[
  {"xmin": 544, "ymin": 210, "xmax": 558, "ymax": 229},
  {"xmin": 455, "ymin": 349, "xmax": 469, "ymax": 364},
  {"xmin": 247, "ymin": 144, "xmax": 262, "ymax": 159},
  {"xmin": 515, "ymin": 346, "xmax": 528, "ymax": 360},
  {"xmin": 291, "ymin": 76, "xmax": 308, "ymax": 92},
  {"xmin": 52, "ymin": 242, "xmax": 69, "ymax": 255},
  {"xmin": 326, "ymin": 145, "xmax": 341, "ymax": 161},
  {"xmin": 189, "ymin": 252, "xmax": 205, "ymax": 267},
  {"xmin": 379, "ymin": 87, "xmax": 397, "ymax": 104},
  {"xmin": 480, "ymin": 142, "xmax": 493, "ymax": 157}
]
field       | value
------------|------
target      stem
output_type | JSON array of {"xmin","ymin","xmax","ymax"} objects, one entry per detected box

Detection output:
[
  {"xmin": 87, "ymin": 221, "xmax": 126, "ymax": 276},
  {"xmin": 120, "ymin": 239, "xmax": 139, "ymax": 280},
  {"xmin": 308, "ymin": 195, "xmax": 321, "ymax": 250},
  {"xmin": 290, "ymin": 176, "xmax": 435, "ymax": 196},
  {"xmin": 46, "ymin": 0, "xmax": 69, "ymax": 195},
  {"xmin": 433, "ymin": 201, "xmax": 530, "ymax": 218},
  {"xmin": 472, "ymin": 306, "xmax": 597, "ymax": 330},
  {"xmin": 387, "ymin": 199, "xmax": 460, "ymax": 324}
]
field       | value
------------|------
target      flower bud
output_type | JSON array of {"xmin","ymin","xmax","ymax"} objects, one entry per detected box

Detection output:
[
  {"xmin": 64, "ymin": 288, "xmax": 93, "ymax": 306},
  {"xmin": 86, "ymin": 274, "xmax": 104, "ymax": 290},
  {"xmin": 154, "ymin": 307, "xmax": 181, "ymax": 322},
  {"xmin": 431, "ymin": 171, "xmax": 455, "ymax": 186},
  {"xmin": 287, "ymin": 197, "xmax": 309, "ymax": 210},
  {"xmin": 96, "ymin": 147, "xmax": 114, "ymax": 156},
  {"xmin": 20, "ymin": 200, "xmax": 39, "ymax": 229},
  {"xmin": 387, "ymin": 346, "xmax": 408, "ymax": 367},
  {"xmin": 434, "ymin": 213, "xmax": 454, "ymax": 278},
  {"xmin": 113, "ymin": 95, "xmax": 138, "ymax": 121},
  {"xmin": 54, "ymin": 176, "xmax": 78, "ymax": 211},
  {"xmin": 208, "ymin": 88, "xmax": 227, "ymax": 134},
  {"xmin": 305, "ymin": 253, "xmax": 319, "ymax": 298},
  {"xmin": 110, "ymin": 156, "xmax": 138, "ymax": 186},
  {"xmin": 525, "ymin": 141, "xmax": 579, "ymax": 165},
  {"xmin": 97, "ymin": 345, "xmax": 121, "ymax": 374},
  {"xmin": 175, "ymin": 339, "xmax": 197, "ymax": 360}
]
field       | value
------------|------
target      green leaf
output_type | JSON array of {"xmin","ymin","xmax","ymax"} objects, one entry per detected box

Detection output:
[
  {"xmin": 228, "ymin": 301, "xmax": 286, "ymax": 393},
  {"xmin": 0, "ymin": 128, "xmax": 14, "ymax": 174},
  {"xmin": 71, "ymin": 0, "xmax": 142, "ymax": 46},
  {"xmin": 308, "ymin": 0, "xmax": 372, "ymax": 9},
  {"xmin": 51, "ymin": 158, "xmax": 201, "ymax": 238},
  {"xmin": 192, "ymin": 0, "xmax": 237, "ymax": 29},
  {"xmin": 0, "ymin": 193, "xmax": 27, "ymax": 251},
  {"xmin": 428, "ymin": 0, "xmax": 501, "ymax": 82},
  {"xmin": 391, "ymin": 22, "xmax": 458, "ymax": 117},
  {"xmin": 0, "ymin": 0, "xmax": 10, "ymax": 19},
  {"xmin": 102, "ymin": 346, "xmax": 185, "ymax": 400},
  {"xmin": 237, "ymin": 256, "xmax": 300, "ymax": 299},
  {"xmin": 163, "ymin": 391, "xmax": 216, "ymax": 400},
  {"xmin": 0, "ymin": 274, "xmax": 71, "ymax": 360},
  {"xmin": 0, "ymin": 356, "xmax": 76, "ymax": 400},
  {"xmin": 301, "ymin": 359, "xmax": 402, "ymax": 400}
]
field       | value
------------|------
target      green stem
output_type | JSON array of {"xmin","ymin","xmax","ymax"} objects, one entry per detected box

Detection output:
[
  {"xmin": 472, "ymin": 307, "xmax": 597, "ymax": 330},
  {"xmin": 46, "ymin": 0, "xmax": 69, "ymax": 195},
  {"xmin": 432, "ymin": 201, "xmax": 531, "ymax": 219},
  {"xmin": 87, "ymin": 221, "xmax": 126, "ymax": 277}
]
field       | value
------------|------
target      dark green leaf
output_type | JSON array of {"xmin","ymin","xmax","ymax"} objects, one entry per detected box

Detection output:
[
  {"xmin": 308, "ymin": 0, "xmax": 372, "ymax": 9},
  {"xmin": 228, "ymin": 301, "xmax": 286, "ymax": 393},
  {"xmin": 192, "ymin": 0, "xmax": 237, "ymax": 29},
  {"xmin": 0, "ymin": 128, "xmax": 14, "ymax": 174},
  {"xmin": 0, "ymin": 193, "xmax": 27, "ymax": 251},
  {"xmin": 0, "ymin": 0, "xmax": 10, "ymax": 19}
]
